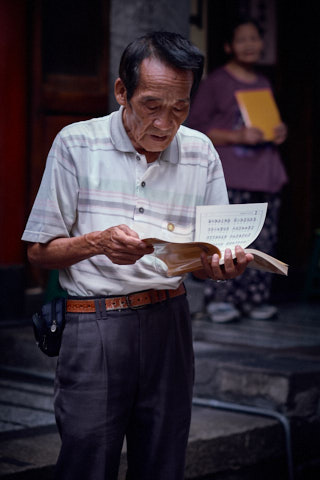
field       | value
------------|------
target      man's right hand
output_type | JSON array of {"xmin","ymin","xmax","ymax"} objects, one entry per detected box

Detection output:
[
  {"xmin": 27, "ymin": 224, "xmax": 154, "ymax": 270},
  {"xmin": 90, "ymin": 224, "xmax": 154, "ymax": 265}
]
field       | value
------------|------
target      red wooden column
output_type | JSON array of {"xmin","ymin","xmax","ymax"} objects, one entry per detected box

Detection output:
[{"xmin": 0, "ymin": 0, "xmax": 28, "ymax": 265}]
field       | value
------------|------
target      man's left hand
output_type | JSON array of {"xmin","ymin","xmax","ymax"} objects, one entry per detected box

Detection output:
[{"xmin": 194, "ymin": 245, "xmax": 253, "ymax": 281}]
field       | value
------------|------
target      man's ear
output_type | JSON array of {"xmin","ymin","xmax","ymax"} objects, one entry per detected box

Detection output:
[{"xmin": 114, "ymin": 78, "xmax": 127, "ymax": 106}]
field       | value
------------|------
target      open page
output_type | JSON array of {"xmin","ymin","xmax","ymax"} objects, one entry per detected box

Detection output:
[
  {"xmin": 143, "ymin": 203, "xmax": 271, "ymax": 276},
  {"xmin": 142, "ymin": 240, "xmax": 221, "ymax": 277},
  {"xmin": 195, "ymin": 203, "xmax": 268, "ymax": 263},
  {"xmin": 245, "ymin": 248, "xmax": 288, "ymax": 275}
]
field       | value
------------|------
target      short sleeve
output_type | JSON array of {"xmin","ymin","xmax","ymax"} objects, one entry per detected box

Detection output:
[{"xmin": 22, "ymin": 133, "xmax": 79, "ymax": 243}]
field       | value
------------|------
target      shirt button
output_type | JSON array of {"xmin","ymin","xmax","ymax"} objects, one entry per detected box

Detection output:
[
  {"xmin": 167, "ymin": 222, "xmax": 175, "ymax": 232},
  {"xmin": 141, "ymin": 181, "xmax": 146, "ymax": 187},
  {"xmin": 136, "ymin": 155, "xmax": 140, "ymax": 161},
  {"xmin": 139, "ymin": 207, "xmax": 144, "ymax": 213}
]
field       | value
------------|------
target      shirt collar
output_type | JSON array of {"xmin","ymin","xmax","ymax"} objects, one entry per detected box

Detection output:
[{"xmin": 110, "ymin": 106, "xmax": 180, "ymax": 164}]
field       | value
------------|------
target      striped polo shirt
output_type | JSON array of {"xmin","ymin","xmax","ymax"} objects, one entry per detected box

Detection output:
[{"xmin": 22, "ymin": 107, "xmax": 228, "ymax": 296}]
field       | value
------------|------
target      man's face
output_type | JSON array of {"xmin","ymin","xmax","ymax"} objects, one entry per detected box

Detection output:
[{"xmin": 115, "ymin": 57, "xmax": 193, "ymax": 157}]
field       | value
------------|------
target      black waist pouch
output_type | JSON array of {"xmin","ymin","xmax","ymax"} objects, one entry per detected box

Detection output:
[{"xmin": 32, "ymin": 298, "xmax": 66, "ymax": 357}]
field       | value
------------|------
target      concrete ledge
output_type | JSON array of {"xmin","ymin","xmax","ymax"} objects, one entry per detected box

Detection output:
[
  {"xmin": 194, "ymin": 341, "xmax": 320, "ymax": 416},
  {"xmin": 0, "ymin": 427, "xmax": 59, "ymax": 478},
  {"xmin": 1, "ymin": 302, "xmax": 320, "ymax": 479},
  {"xmin": 185, "ymin": 406, "xmax": 283, "ymax": 479},
  {"xmin": 0, "ymin": 407, "xmax": 284, "ymax": 480},
  {"xmin": 0, "ymin": 325, "xmax": 57, "ymax": 375}
]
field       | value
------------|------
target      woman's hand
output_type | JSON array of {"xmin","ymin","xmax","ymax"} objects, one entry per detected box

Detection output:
[
  {"xmin": 236, "ymin": 126, "xmax": 264, "ymax": 145},
  {"xmin": 273, "ymin": 123, "xmax": 288, "ymax": 145}
]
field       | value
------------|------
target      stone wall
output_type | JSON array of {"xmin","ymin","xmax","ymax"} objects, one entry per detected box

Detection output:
[{"xmin": 108, "ymin": 0, "xmax": 190, "ymax": 112}]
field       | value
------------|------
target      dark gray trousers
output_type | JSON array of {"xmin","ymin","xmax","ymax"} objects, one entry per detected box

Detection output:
[{"xmin": 54, "ymin": 294, "xmax": 194, "ymax": 480}]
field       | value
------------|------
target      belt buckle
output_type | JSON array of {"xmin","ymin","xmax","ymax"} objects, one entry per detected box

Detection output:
[{"xmin": 125, "ymin": 294, "xmax": 146, "ymax": 310}]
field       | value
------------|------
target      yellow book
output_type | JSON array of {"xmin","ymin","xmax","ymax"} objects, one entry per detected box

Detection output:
[{"xmin": 235, "ymin": 88, "xmax": 281, "ymax": 141}]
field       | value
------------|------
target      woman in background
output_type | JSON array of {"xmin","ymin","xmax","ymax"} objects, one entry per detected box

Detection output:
[{"xmin": 188, "ymin": 16, "xmax": 288, "ymax": 322}]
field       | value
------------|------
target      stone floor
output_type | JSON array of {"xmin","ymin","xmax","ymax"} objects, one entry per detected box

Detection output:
[{"xmin": 1, "ymin": 286, "xmax": 320, "ymax": 479}]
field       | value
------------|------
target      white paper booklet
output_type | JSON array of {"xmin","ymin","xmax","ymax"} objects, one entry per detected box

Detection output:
[
  {"xmin": 195, "ymin": 203, "xmax": 268, "ymax": 260},
  {"xmin": 143, "ymin": 203, "xmax": 288, "ymax": 276}
]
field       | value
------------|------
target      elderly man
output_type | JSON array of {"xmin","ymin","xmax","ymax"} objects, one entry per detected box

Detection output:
[{"xmin": 22, "ymin": 32, "xmax": 252, "ymax": 480}]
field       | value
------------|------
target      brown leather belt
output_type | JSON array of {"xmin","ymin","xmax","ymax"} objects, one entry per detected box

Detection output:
[{"xmin": 66, "ymin": 284, "xmax": 186, "ymax": 313}]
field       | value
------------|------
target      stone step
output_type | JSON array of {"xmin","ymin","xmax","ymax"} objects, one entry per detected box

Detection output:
[
  {"xmin": 186, "ymin": 405, "xmax": 289, "ymax": 480},
  {"xmin": 4, "ymin": 322, "xmax": 319, "ymax": 419},
  {"xmin": 0, "ymin": 370, "xmax": 55, "ymax": 434},
  {"xmin": 192, "ymin": 311, "xmax": 320, "ymax": 351},
  {"xmin": 1, "ymin": 349, "xmax": 320, "ymax": 478},
  {"xmin": 0, "ymin": 321, "xmax": 57, "ymax": 375},
  {"xmin": 193, "ymin": 339, "xmax": 320, "ymax": 417},
  {"xmin": 0, "ymin": 365, "xmax": 287, "ymax": 480},
  {"xmin": 1, "ymin": 298, "xmax": 320, "ymax": 478},
  {"xmin": 0, "ymin": 404, "xmax": 286, "ymax": 480},
  {"xmin": 2, "ymin": 402, "xmax": 319, "ymax": 480}
]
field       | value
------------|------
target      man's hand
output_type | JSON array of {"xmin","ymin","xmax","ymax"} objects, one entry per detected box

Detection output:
[
  {"xmin": 27, "ymin": 224, "xmax": 153, "ymax": 270},
  {"xmin": 92, "ymin": 224, "xmax": 154, "ymax": 265},
  {"xmin": 193, "ymin": 245, "xmax": 253, "ymax": 281}
]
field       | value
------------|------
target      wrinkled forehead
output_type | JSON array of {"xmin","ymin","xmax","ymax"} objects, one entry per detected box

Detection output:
[{"xmin": 135, "ymin": 57, "xmax": 193, "ymax": 96}]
